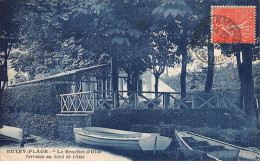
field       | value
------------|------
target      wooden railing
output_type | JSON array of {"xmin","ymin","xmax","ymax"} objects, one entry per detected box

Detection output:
[
  {"xmin": 60, "ymin": 91, "xmax": 95, "ymax": 114},
  {"xmin": 60, "ymin": 91, "xmax": 245, "ymax": 115}
]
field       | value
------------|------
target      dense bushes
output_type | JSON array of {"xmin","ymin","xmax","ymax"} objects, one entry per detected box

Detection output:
[
  {"xmin": 92, "ymin": 107, "xmax": 246, "ymax": 131},
  {"xmin": 93, "ymin": 109, "xmax": 260, "ymax": 149},
  {"xmin": 131, "ymin": 123, "xmax": 260, "ymax": 149},
  {"xmin": 92, "ymin": 109, "xmax": 172, "ymax": 130},
  {"xmin": 1, "ymin": 82, "xmax": 68, "ymax": 115},
  {"xmin": 179, "ymin": 126, "xmax": 260, "ymax": 149},
  {"xmin": 2, "ymin": 111, "xmax": 58, "ymax": 139},
  {"xmin": 0, "ymin": 82, "xmax": 68, "ymax": 139},
  {"xmin": 172, "ymin": 107, "xmax": 246, "ymax": 129}
]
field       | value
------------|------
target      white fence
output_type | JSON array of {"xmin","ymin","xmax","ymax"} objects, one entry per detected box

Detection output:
[{"xmin": 60, "ymin": 91, "xmax": 245, "ymax": 115}]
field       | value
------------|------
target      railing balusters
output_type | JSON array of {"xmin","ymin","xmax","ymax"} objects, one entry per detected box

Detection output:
[{"xmin": 59, "ymin": 91, "xmax": 243, "ymax": 114}]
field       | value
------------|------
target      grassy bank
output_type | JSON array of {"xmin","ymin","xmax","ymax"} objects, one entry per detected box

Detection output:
[{"xmin": 2, "ymin": 107, "xmax": 258, "ymax": 149}]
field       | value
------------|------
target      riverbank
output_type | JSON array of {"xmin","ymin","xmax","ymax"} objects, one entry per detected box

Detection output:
[
  {"xmin": 0, "ymin": 135, "xmax": 131, "ymax": 161},
  {"xmin": 1, "ymin": 127, "xmax": 260, "ymax": 161},
  {"xmin": 0, "ymin": 135, "xmax": 178, "ymax": 161}
]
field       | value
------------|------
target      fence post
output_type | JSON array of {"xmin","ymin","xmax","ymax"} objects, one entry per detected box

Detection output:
[
  {"xmin": 256, "ymin": 94, "xmax": 259, "ymax": 109},
  {"xmin": 133, "ymin": 92, "xmax": 137, "ymax": 109},
  {"xmin": 93, "ymin": 91, "xmax": 96, "ymax": 111},
  {"xmin": 216, "ymin": 94, "xmax": 220, "ymax": 108},
  {"xmin": 83, "ymin": 93, "xmax": 86, "ymax": 112},
  {"xmin": 60, "ymin": 95, "xmax": 63, "ymax": 114},
  {"xmin": 163, "ymin": 93, "xmax": 170, "ymax": 109},
  {"xmin": 191, "ymin": 94, "xmax": 195, "ymax": 109},
  {"xmin": 114, "ymin": 92, "xmax": 119, "ymax": 109}
]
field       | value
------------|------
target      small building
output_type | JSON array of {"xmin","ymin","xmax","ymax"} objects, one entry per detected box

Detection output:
[
  {"xmin": 117, "ymin": 70, "xmax": 175, "ymax": 99},
  {"xmin": 9, "ymin": 72, "xmax": 28, "ymax": 86},
  {"xmin": 10, "ymin": 64, "xmax": 176, "ymax": 111}
]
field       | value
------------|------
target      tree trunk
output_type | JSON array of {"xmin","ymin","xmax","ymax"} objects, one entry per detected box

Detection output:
[
  {"xmin": 126, "ymin": 71, "xmax": 139, "ymax": 92},
  {"xmin": 154, "ymin": 74, "xmax": 159, "ymax": 97},
  {"xmin": 111, "ymin": 57, "xmax": 119, "ymax": 108},
  {"xmin": 126, "ymin": 71, "xmax": 139, "ymax": 102},
  {"xmin": 236, "ymin": 50, "xmax": 245, "ymax": 109},
  {"xmin": 133, "ymin": 70, "xmax": 138, "ymax": 92},
  {"xmin": 205, "ymin": 44, "xmax": 214, "ymax": 93},
  {"xmin": 181, "ymin": 52, "xmax": 187, "ymax": 99},
  {"xmin": 236, "ymin": 45, "xmax": 257, "ymax": 127},
  {"xmin": 0, "ymin": 85, "xmax": 3, "ymax": 128}
]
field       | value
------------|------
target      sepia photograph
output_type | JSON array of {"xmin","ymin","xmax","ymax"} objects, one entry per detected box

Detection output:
[{"xmin": 0, "ymin": 0, "xmax": 259, "ymax": 161}]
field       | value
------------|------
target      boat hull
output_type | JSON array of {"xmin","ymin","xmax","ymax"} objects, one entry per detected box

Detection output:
[
  {"xmin": 0, "ymin": 125, "xmax": 24, "ymax": 143},
  {"xmin": 175, "ymin": 130, "xmax": 260, "ymax": 161},
  {"xmin": 75, "ymin": 132, "xmax": 142, "ymax": 150},
  {"xmin": 74, "ymin": 127, "xmax": 172, "ymax": 151}
]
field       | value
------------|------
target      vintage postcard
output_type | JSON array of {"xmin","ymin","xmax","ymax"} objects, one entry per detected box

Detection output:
[{"xmin": 0, "ymin": 0, "xmax": 259, "ymax": 161}]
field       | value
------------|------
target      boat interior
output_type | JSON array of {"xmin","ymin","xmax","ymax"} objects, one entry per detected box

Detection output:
[
  {"xmin": 181, "ymin": 135, "xmax": 241, "ymax": 161},
  {"xmin": 182, "ymin": 137, "xmax": 225, "ymax": 152}
]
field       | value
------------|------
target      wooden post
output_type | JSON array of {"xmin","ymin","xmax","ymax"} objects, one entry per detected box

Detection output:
[
  {"xmin": 60, "ymin": 95, "xmax": 63, "ymax": 114},
  {"xmin": 20, "ymin": 129, "xmax": 25, "ymax": 147},
  {"xmin": 163, "ymin": 93, "xmax": 170, "ymax": 109},
  {"xmin": 219, "ymin": 94, "xmax": 221, "ymax": 108},
  {"xmin": 93, "ymin": 91, "xmax": 96, "ymax": 111},
  {"xmin": 83, "ymin": 93, "xmax": 86, "ymax": 112},
  {"xmin": 114, "ymin": 92, "xmax": 119, "ymax": 109},
  {"xmin": 20, "ymin": 141, "xmax": 25, "ymax": 148},
  {"xmin": 256, "ymin": 96, "xmax": 259, "ymax": 108},
  {"xmin": 191, "ymin": 94, "xmax": 195, "ymax": 109},
  {"xmin": 133, "ymin": 92, "xmax": 137, "ymax": 109},
  {"xmin": 216, "ymin": 94, "xmax": 220, "ymax": 108}
]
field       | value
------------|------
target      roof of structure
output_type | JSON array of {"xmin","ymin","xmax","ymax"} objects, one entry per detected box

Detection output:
[
  {"xmin": 13, "ymin": 72, "xmax": 27, "ymax": 78},
  {"xmin": 10, "ymin": 64, "xmax": 109, "ymax": 87}
]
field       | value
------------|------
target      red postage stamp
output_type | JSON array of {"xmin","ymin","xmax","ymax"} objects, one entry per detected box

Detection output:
[{"xmin": 211, "ymin": 6, "xmax": 255, "ymax": 43}]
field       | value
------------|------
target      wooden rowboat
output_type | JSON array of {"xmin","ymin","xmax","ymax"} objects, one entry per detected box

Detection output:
[
  {"xmin": 175, "ymin": 130, "xmax": 260, "ymax": 161},
  {"xmin": 0, "ymin": 125, "xmax": 25, "ymax": 147},
  {"xmin": 74, "ymin": 127, "xmax": 172, "ymax": 151}
]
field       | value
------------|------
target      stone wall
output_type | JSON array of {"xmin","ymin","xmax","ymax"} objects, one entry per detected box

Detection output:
[{"xmin": 56, "ymin": 114, "xmax": 92, "ymax": 140}]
